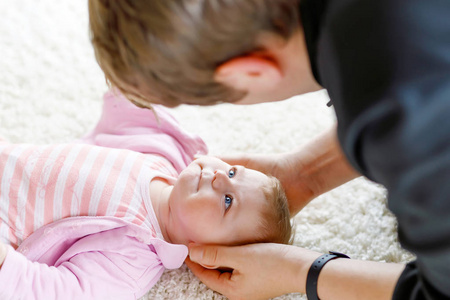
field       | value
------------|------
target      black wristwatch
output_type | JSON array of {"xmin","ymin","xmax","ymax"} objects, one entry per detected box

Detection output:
[{"xmin": 306, "ymin": 251, "xmax": 350, "ymax": 300}]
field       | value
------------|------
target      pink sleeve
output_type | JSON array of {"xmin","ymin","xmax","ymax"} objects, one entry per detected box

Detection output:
[
  {"xmin": 78, "ymin": 90, "xmax": 208, "ymax": 173},
  {"xmin": 0, "ymin": 229, "xmax": 169, "ymax": 300}
]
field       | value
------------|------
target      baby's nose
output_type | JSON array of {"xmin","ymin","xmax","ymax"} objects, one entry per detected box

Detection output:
[
  {"xmin": 212, "ymin": 170, "xmax": 229, "ymax": 189},
  {"xmin": 214, "ymin": 169, "xmax": 228, "ymax": 178}
]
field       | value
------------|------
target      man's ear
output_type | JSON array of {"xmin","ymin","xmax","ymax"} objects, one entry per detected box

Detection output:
[{"xmin": 214, "ymin": 55, "xmax": 283, "ymax": 93}]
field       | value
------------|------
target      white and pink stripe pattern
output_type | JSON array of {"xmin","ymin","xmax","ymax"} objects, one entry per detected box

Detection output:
[{"xmin": 0, "ymin": 143, "xmax": 178, "ymax": 249}]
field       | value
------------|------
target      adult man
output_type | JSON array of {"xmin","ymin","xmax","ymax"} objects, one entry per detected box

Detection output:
[{"xmin": 89, "ymin": 0, "xmax": 450, "ymax": 299}]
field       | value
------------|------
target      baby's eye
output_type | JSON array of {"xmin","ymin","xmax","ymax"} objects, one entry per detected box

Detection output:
[
  {"xmin": 225, "ymin": 195, "xmax": 233, "ymax": 211},
  {"xmin": 228, "ymin": 167, "xmax": 236, "ymax": 178}
]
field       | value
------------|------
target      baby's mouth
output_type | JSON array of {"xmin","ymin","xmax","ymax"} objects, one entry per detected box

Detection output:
[{"xmin": 197, "ymin": 164, "xmax": 203, "ymax": 191}]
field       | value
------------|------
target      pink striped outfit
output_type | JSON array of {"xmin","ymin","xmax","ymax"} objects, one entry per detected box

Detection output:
[{"xmin": 0, "ymin": 91, "xmax": 208, "ymax": 299}]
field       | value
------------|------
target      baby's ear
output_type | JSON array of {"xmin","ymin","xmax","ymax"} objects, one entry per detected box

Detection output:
[{"xmin": 214, "ymin": 55, "xmax": 282, "ymax": 93}]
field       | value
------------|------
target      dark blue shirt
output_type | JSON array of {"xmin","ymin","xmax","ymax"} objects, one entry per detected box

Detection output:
[{"xmin": 300, "ymin": 0, "xmax": 450, "ymax": 298}]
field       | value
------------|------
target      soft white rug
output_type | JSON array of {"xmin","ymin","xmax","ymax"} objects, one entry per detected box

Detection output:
[{"xmin": 0, "ymin": 1, "xmax": 414, "ymax": 299}]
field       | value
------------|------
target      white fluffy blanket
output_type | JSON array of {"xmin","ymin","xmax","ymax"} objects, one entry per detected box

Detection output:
[{"xmin": 0, "ymin": 1, "xmax": 414, "ymax": 299}]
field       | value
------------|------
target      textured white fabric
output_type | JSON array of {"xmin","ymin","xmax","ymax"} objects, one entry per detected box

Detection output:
[{"xmin": 0, "ymin": 1, "xmax": 414, "ymax": 299}]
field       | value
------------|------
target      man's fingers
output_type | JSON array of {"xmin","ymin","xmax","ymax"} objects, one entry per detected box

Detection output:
[
  {"xmin": 185, "ymin": 257, "xmax": 233, "ymax": 294},
  {"xmin": 189, "ymin": 244, "xmax": 240, "ymax": 269},
  {"xmin": 216, "ymin": 154, "xmax": 251, "ymax": 167}
]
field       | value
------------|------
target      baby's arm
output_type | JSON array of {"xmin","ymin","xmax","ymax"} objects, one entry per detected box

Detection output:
[
  {"xmin": 0, "ymin": 229, "xmax": 164, "ymax": 300},
  {"xmin": 0, "ymin": 243, "xmax": 7, "ymax": 269},
  {"xmin": 78, "ymin": 90, "xmax": 207, "ymax": 173}
]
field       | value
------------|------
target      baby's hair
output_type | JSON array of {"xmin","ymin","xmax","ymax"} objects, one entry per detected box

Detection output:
[
  {"xmin": 258, "ymin": 175, "xmax": 293, "ymax": 245},
  {"xmin": 88, "ymin": 0, "xmax": 300, "ymax": 108}
]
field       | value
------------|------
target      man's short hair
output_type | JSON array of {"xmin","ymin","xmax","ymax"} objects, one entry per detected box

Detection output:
[{"xmin": 88, "ymin": 0, "xmax": 300, "ymax": 107}]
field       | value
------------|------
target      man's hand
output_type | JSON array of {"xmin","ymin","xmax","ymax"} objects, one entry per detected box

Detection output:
[
  {"xmin": 186, "ymin": 243, "xmax": 405, "ymax": 300},
  {"xmin": 218, "ymin": 151, "xmax": 315, "ymax": 215},
  {"xmin": 185, "ymin": 243, "xmax": 320, "ymax": 300},
  {"xmin": 219, "ymin": 126, "xmax": 360, "ymax": 215}
]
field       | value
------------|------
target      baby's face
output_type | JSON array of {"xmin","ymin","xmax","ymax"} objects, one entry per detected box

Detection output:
[{"xmin": 167, "ymin": 156, "xmax": 271, "ymax": 246}]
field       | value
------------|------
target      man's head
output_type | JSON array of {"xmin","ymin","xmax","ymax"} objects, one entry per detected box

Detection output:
[
  {"xmin": 88, "ymin": 0, "xmax": 319, "ymax": 108},
  {"xmin": 167, "ymin": 156, "xmax": 292, "ymax": 246}
]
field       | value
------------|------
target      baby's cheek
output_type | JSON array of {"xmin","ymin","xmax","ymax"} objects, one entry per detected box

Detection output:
[{"xmin": 187, "ymin": 216, "xmax": 219, "ymax": 244}]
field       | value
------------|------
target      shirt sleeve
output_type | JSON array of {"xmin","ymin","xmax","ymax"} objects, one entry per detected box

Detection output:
[
  {"xmin": 0, "ymin": 228, "xmax": 165, "ymax": 300},
  {"xmin": 316, "ymin": 0, "xmax": 450, "ymax": 298}
]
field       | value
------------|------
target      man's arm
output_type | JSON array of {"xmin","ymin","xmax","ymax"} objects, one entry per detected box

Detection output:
[
  {"xmin": 284, "ymin": 125, "xmax": 360, "ymax": 214},
  {"xmin": 220, "ymin": 126, "xmax": 360, "ymax": 215},
  {"xmin": 186, "ymin": 243, "xmax": 405, "ymax": 300}
]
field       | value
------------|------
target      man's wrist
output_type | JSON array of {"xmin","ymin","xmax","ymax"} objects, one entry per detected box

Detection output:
[
  {"xmin": 287, "ymin": 248, "xmax": 323, "ymax": 294},
  {"xmin": 306, "ymin": 251, "xmax": 350, "ymax": 300},
  {"xmin": 289, "ymin": 127, "xmax": 359, "ymax": 212}
]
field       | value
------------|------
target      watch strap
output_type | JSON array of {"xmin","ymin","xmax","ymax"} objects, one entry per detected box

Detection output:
[{"xmin": 306, "ymin": 251, "xmax": 350, "ymax": 300}]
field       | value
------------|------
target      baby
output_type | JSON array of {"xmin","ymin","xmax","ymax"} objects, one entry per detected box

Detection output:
[{"xmin": 0, "ymin": 91, "xmax": 292, "ymax": 299}]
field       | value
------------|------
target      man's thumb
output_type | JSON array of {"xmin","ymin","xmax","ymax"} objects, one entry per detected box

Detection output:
[{"xmin": 189, "ymin": 244, "xmax": 229, "ymax": 269}]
